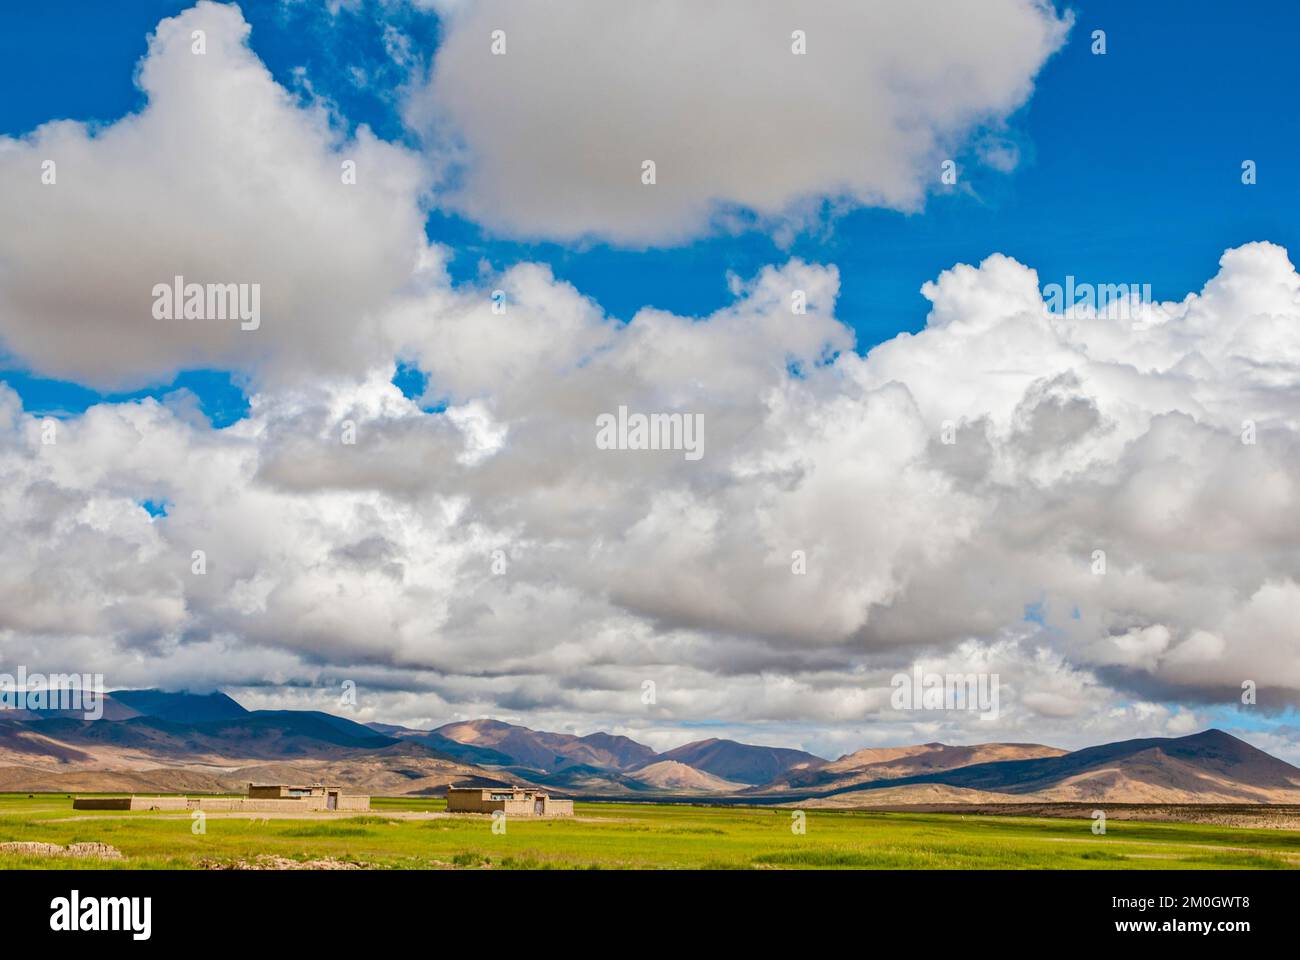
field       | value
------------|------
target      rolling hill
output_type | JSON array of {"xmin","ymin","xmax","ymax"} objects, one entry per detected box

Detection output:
[
  {"xmin": 630, "ymin": 760, "xmax": 749, "ymax": 793},
  {"xmin": 0, "ymin": 688, "xmax": 247, "ymax": 724},
  {"xmin": 0, "ymin": 702, "xmax": 511, "ymax": 796},
  {"xmin": 108, "ymin": 689, "xmax": 248, "ymax": 723},
  {"xmin": 806, "ymin": 730, "xmax": 1300, "ymax": 805},
  {"xmin": 656, "ymin": 738, "xmax": 825, "ymax": 785},
  {"xmin": 0, "ymin": 689, "xmax": 1294, "ymax": 806},
  {"xmin": 759, "ymin": 741, "xmax": 1066, "ymax": 794},
  {"xmin": 432, "ymin": 718, "xmax": 658, "ymax": 773}
]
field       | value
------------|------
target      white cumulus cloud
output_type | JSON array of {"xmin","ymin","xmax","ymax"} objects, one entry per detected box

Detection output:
[
  {"xmin": 408, "ymin": 0, "xmax": 1071, "ymax": 244},
  {"xmin": 0, "ymin": 1, "xmax": 428, "ymax": 390}
]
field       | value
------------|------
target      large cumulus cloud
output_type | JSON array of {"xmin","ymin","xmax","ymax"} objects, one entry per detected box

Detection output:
[
  {"xmin": 0, "ymin": 1, "xmax": 427, "ymax": 390},
  {"xmin": 408, "ymin": 0, "xmax": 1071, "ymax": 244}
]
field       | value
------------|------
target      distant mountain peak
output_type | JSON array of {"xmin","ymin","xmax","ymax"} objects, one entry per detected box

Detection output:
[
  {"xmin": 658, "ymin": 737, "xmax": 825, "ymax": 785},
  {"xmin": 109, "ymin": 689, "xmax": 248, "ymax": 724},
  {"xmin": 434, "ymin": 718, "xmax": 657, "ymax": 773}
]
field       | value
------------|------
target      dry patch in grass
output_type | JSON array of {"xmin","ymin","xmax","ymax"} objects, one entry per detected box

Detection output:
[
  {"xmin": 198, "ymin": 855, "xmax": 368, "ymax": 870},
  {"xmin": 0, "ymin": 841, "xmax": 123, "ymax": 859}
]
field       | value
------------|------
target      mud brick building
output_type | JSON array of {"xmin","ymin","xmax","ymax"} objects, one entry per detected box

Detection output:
[{"xmin": 446, "ymin": 785, "xmax": 573, "ymax": 816}]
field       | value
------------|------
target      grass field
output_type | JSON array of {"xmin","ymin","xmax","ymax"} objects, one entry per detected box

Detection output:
[{"xmin": 0, "ymin": 794, "xmax": 1297, "ymax": 869}]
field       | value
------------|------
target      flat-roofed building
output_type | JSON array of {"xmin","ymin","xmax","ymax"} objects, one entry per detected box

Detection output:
[
  {"xmin": 244, "ymin": 783, "xmax": 370, "ymax": 810},
  {"xmin": 446, "ymin": 785, "xmax": 573, "ymax": 817}
]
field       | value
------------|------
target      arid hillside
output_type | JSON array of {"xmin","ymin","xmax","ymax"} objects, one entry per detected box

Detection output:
[{"xmin": 2, "ymin": 691, "xmax": 1297, "ymax": 806}]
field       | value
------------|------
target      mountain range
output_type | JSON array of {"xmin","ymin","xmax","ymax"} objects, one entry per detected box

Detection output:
[{"xmin": 0, "ymin": 690, "xmax": 1297, "ymax": 805}]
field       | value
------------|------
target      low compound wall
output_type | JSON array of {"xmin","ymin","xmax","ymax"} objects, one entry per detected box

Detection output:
[
  {"xmin": 72, "ymin": 797, "xmax": 161, "ymax": 811},
  {"xmin": 72, "ymin": 795, "xmax": 370, "ymax": 812}
]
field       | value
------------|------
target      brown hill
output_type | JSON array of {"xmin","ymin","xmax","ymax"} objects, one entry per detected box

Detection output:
[
  {"xmin": 0, "ymin": 714, "xmax": 503, "ymax": 797},
  {"xmin": 2, "ymin": 689, "xmax": 1296, "ymax": 807},
  {"xmin": 224, "ymin": 750, "xmax": 519, "ymax": 797},
  {"xmin": 655, "ymin": 738, "xmax": 825, "ymax": 786},
  {"xmin": 759, "ymin": 741, "xmax": 1065, "ymax": 793},
  {"xmin": 0, "ymin": 765, "xmax": 235, "ymax": 794},
  {"xmin": 813, "ymin": 730, "xmax": 1300, "ymax": 805},
  {"xmin": 628, "ymin": 760, "xmax": 748, "ymax": 793},
  {"xmin": 434, "ymin": 719, "xmax": 657, "ymax": 773}
]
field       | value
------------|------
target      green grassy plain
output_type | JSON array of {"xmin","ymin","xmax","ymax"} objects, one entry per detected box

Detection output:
[{"xmin": 0, "ymin": 794, "xmax": 1296, "ymax": 869}]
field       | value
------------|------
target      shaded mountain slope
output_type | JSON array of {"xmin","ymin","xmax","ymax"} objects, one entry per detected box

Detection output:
[
  {"xmin": 817, "ymin": 730, "xmax": 1300, "ymax": 804},
  {"xmin": 760, "ymin": 741, "xmax": 1065, "ymax": 793},
  {"xmin": 656, "ymin": 738, "xmax": 825, "ymax": 785},
  {"xmin": 434, "ymin": 719, "xmax": 657, "ymax": 772}
]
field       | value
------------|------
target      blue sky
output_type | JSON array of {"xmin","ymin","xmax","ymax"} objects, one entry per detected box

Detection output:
[{"xmin": 3, "ymin": 0, "xmax": 1297, "ymax": 420}]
